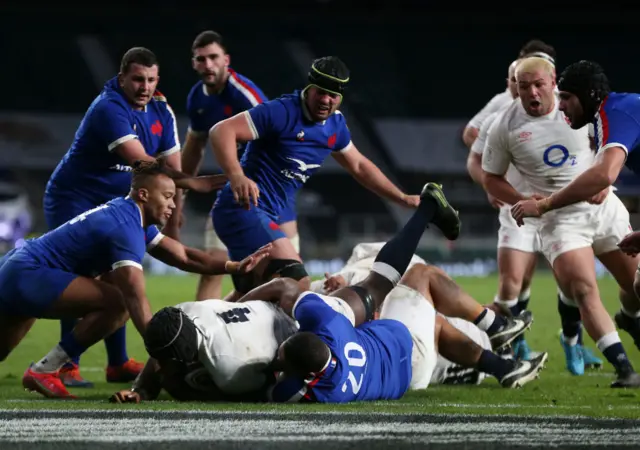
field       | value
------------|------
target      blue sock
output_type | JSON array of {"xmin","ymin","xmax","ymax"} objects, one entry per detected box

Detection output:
[
  {"xmin": 477, "ymin": 349, "xmax": 515, "ymax": 380},
  {"xmin": 374, "ymin": 196, "xmax": 437, "ymax": 277},
  {"xmin": 60, "ymin": 319, "xmax": 80, "ymax": 366},
  {"xmin": 601, "ymin": 342, "xmax": 634, "ymax": 376},
  {"xmin": 473, "ymin": 309, "xmax": 507, "ymax": 335},
  {"xmin": 512, "ymin": 296, "xmax": 530, "ymax": 316},
  {"xmin": 104, "ymin": 325, "xmax": 129, "ymax": 367},
  {"xmin": 577, "ymin": 327, "xmax": 584, "ymax": 346},
  {"xmin": 557, "ymin": 295, "xmax": 581, "ymax": 340},
  {"xmin": 59, "ymin": 332, "xmax": 88, "ymax": 360}
]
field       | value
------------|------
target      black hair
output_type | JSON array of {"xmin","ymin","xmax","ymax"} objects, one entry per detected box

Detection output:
[
  {"xmin": 120, "ymin": 47, "xmax": 158, "ymax": 74},
  {"xmin": 282, "ymin": 332, "xmax": 331, "ymax": 375}
]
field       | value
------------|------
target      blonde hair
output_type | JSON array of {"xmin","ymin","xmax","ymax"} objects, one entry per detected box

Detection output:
[{"xmin": 515, "ymin": 57, "xmax": 555, "ymax": 81}]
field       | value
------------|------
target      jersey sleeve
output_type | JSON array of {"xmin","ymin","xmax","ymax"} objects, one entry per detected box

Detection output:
[
  {"xmin": 333, "ymin": 112, "xmax": 353, "ymax": 153},
  {"xmin": 108, "ymin": 225, "xmax": 146, "ymax": 271},
  {"xmin": 158, "ymin": 103, "xmax": 181, "ymax": 157},
  {"xmin": 187, "ymin": 90, "xmax": 209, "ymax": 136},
  {"xmin": 598, "ymin": 107, "xmax": 640, "ymax": 157},
  {"xmin": 145, "ymin": 225, "xmax": 165, "ymax": 250},
  {"xmin": 244, "ymin": 100, "xmax": 289, "ymax": 140},
  {"xmin": 230, "ymin": 77, "xmax": 268, "ymax": 110},
  {"xmin": 268, "ymin": 374, "xmax": 315, "ymax": 403},
  {"xmin": 92, "ymin": 100, "xmax": 138, "ymax": 152},
  {"xmin": 291, "ymin": 292, "xmax": 340, "ymax": 331},
  {"xmin": 467, "ymin": 92, "xmax": 508, "ymax": 129},
  {"xmin": 471, "ymin": 111, "xmax": 499, "ymax": 155},
  {"xmin": 481, "ymin": 117, "xmax": 511, "ymax": 175}
]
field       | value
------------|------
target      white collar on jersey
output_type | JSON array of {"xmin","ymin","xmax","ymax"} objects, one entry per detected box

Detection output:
[
  {"xmin": 125, "ymin": 195, "xmax": 144, "ymax": 226},
  {"xmin": 300, "ymin": 90, "xmax": 327, "ymax": 125}
]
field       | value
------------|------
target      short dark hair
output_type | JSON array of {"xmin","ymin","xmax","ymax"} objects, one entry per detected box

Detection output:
[
  {"xmin": 282, "ymin": 332, "xmax": 330, "ymax": 375},
  {"xmin": 192, "ymin": 30, "xmax": 226, "ymax": 53},
  {"xmin": 120, "ymin": 47, "xmax": 158, "ymax": 74},
  {"xmin": 131, "ymin": 159, "xmax": 172, "ymax": 190},
  {"xmin": 518, "ymin": 39, "xmax": 557, "ymax": 61}
]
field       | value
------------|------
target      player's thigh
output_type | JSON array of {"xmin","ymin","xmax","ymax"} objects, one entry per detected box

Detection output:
[
  {"xmin": 539, "ymin": 216, "xmax": 594, "ymax": 271},
  {"xmin": 551, "ymin": 247, "xmax": 599, "ymax": 299},
  {"xmin": 497, "ymin": 247, "xmax": 537, "ymax": 283},
  {"xmin": 42, "ymin": 276, "xmax": 125, "ymax": 319},
  {"xmin": 379, "ymin": 284, "xmax": 438, "ymax": 390},
  {"xmin": 598, "ymin": 249, "xmax": 639, "ymax": 295},
  {"xmin": 278, "ymin": 220, "xmax": 298, "ymax": 240},
  {"xmin": 204, "ymin": 215, "xmax": 229, "ymax": 253},
  {"xmin": 0, "ymin": 313, "xmax": 36, "ymax": 361}
]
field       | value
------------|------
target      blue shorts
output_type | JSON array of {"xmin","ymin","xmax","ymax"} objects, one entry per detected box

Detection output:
[
  {"xmin": 0, "ymin": 248, "xmax": 77, "ymax": 317},
  {"xmin": 212, "ymin": 202, "xmax": 287, "ymax": 261},
  {"xmin": 278, "ymin": 197, "xmax": 297, "ymax": 224}
]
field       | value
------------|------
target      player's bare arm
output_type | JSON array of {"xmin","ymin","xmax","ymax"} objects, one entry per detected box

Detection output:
[
  {"xmin": 512, "ymin": 147, "xmax": 626, "ymax": 222},
  {"xmin": 462, "ymin": 126, "xmax": 480, "ymax": 149},
  {"xmin": 466, "ymin": 151, "xmax": 484, "ymax": 185},
  {"xmin": 181, "ymin": 130, "xmax": 208, "ymax": 177},
  {"xmin": 161, "ymin": 151, "xmax": 184, "ymax": 240},
  {"xmin": 148, "ymin": 237, "xmax": 272, "ymax": 276},
  {"xmin": 110, "ymin": 358, "xmax": 163, "ymax": 403},
  {"xmin": 109, "ymin": 265, "xmax": 153, "ymax": 335},
  {"xmin": 210, "ymin": 113, "xmax": 260, "ymax": 208},
  {"xmin": 332, "ymin": 144, "xmax": 419, "ymax": 208},
  {"xmin": 236, "ymin": 277, "xmax": 302, "ymax": 315}
]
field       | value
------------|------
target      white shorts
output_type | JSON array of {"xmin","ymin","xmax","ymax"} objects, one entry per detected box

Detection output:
[
  {"xmin": 539, "ymin": 193, "xmax": 632, "ymax": 265},
  {"xmin": 379, "ymin": 284, "xmax": 437, "ymax": 390},
  {"xmin": 497, "ymin": 207, "xmax": 541, "ymax": 253},
  {"xmin": 204, "ymin": 215, "xmax": 228, "ymax": 252},
  {"xmin": 430, "ymin": 316, "xmax": 490, "ymax": 385}
]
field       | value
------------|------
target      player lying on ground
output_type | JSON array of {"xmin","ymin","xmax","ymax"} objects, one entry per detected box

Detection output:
[
  {"xmin": 0, "ymin": 160, "xmax": 270, "ymax": 399},
  {"xmin": 209, "ymin": 56, "xmax": 420, "ymax": 299},
  {"xmin": 483, "ymin": 57, "xmax": 640, "ymax": 387},
  {"xmin": 511, "ymin": 60, "xmax": 640, "ymax": 363},
  {"xmin": 265, "ymin": 261, "xmax": 547, "ymax": 403}
]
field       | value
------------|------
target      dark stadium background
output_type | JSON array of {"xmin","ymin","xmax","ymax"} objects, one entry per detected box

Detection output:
[{"xmin": 1, "ymin": 1, "xmax": 638, "ymax": 274}]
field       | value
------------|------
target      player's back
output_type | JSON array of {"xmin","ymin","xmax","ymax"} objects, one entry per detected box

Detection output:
[
  {"xmin": 493, "ymin": 99, "xmax": 594, "ymax": 200},
  {"xmin": 272, "ymin": 293, "xmax": 413, "ymax": 403},
  {"xmin": 21, "ymin": 197, "xmax": 146, "ymax": 277},
  {"xmin": 596, "ymin": 93, "xmax": 640, "ymax": 174},
  {"xmin": 176, "ymin": 299, "xmax": 297, "ymax": 395}
]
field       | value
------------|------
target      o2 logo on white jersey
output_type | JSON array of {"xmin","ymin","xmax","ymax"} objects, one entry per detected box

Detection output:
[
  {"xmin": 543, "ymin": 145, "xmax": 576, "ymax": 167},
  {"xmin": 341, "ymin": 342, "xmax": 367, "ymax": 395}
]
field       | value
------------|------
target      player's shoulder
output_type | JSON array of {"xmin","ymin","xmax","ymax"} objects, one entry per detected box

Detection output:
[
  {"xmin": 490, "ymin": 98, "xmax": 520, "ymax": 131},
  {"xmin": 187, "ymin": 81, "xmax": 206, "ymax": 105},
  {"xmin": 605, "ymin": 92, "xmax": 640, "ymax": 116},
  {"xmin": 149, "ymin": 90, "xmax": 177, "ymax": 120},
  {"xmin": 489, "ymin": 90, "xmax": 514, "ymax": 108}
]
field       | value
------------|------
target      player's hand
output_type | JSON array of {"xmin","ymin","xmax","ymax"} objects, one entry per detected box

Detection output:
[
  {"xmin": 487, "ymin": 193, "xmax": 504, "ymax": 209},
  {"xmin": 229, "ymin": 173, "xmax": 260, "ymax": 209},
  {"xmin": 400, "ymin": 194, "xmax": 420, "ymax": 208},
  {"xmin": 618, "ymin": 231, "xmax": 640, "ymax": 257},
  {"xmin": 324, "ymin": 273, "xmax": 347, "ymax": 293},
  {"xmin": 587, "ymin": 187, "xmax": 610, "ymax": 205},
  {"xmin": 228, "ymin": 243, "xmax": 273, "ymax": 274},
  {"xmin": 109, "ymin": 389, "xmax": 141, "ymax": 404},
  {"xmin": 511, "ymin": 198, "xmax": 544, "ymax": 226}
]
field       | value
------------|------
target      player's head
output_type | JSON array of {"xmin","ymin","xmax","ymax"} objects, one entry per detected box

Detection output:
[
  {"xmin": 507, "ymin": 59, "xmax": 519, "ymax": 99},
  {"xmin": 191, "ymin": 30, "xmax": 230, "ymax": 89},
  {"xmin": 303, "ymin": 56, "xmax": 349, "ymax": 122},
  {"xmin": 118, "ymin": 47, "xmax": 159, "ymax": 109},
  {"xmin": 130, "ymin": 160, "xmax": 176, "ymax": 227},
  {"xmin": 144, "ymin": 307, "xmax": 200, "ymax": 366},
  {"xmin": 275, "ymin": 332, "xmax": 331, "ymax": 376},
  {"xmin": 518, "ymin": 39, "xmax": 557, "ymax": 64},
  {"xmin": 516, "ymin": 57, "xmax": 556, "ymax": 117},
  {"xmin": 557, "ymin": 60, "xmax": 611, "ymax": 129}
]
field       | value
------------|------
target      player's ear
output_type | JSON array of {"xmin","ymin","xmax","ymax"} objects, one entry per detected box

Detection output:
[
  {"xmin": 224, "ymin": 53, "xmax": 230, "ymax": 67},
  {"xmin": 138, "ymin": 187, "xmax": 150, "ymax": 203}
]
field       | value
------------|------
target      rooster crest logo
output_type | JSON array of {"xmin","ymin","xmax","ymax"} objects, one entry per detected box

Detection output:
[{"xmin": 296, "ymin": 130, "xmax": 305, "ymax": 141}]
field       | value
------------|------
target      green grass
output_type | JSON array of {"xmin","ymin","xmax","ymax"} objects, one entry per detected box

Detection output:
[{"xmin": 1, "ymin": 273, "xmax": 639, "ymax": 418}]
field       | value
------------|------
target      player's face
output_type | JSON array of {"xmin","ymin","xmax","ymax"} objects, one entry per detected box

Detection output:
[
  {"xmin": 192, "ymin": 43, "xmax": 230, "ymax": 87},
  {"xmin": 141, "ymin": 174, "xmax": 176, "ymax": 226},
  {"xmin": 558, "ymin": 91, "xmax": 585, "ymax": 129},
  {"xmin": 305, "ymin": 86, "xmax": 342, "ymax": 121},
  {"xmin": 119, "ymin": 64, "xmax": 159, "ymax": 109},
  {"xmin": 517, "ymin": 69, "xmax": 556, "ymax": 117}
]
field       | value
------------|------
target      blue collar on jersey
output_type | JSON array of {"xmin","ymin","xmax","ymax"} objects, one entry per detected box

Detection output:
[{"xmin": 124, "ymin": 195, "xmax": 144, "ymax": 226}]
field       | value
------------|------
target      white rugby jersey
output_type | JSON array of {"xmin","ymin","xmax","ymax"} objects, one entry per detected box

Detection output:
[
  {"xmin": 467, "ymin": 89, "xmax": 514, "ymax": 130},
  {"xmin": 482, "ymin": 98, "xmax": 596, "ymax": 215},
  {"xmin": 176, "ymin": 300, "xmax": 297, "ymax": 395}
]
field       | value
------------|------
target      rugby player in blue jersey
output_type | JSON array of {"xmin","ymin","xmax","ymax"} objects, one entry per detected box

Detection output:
[
  {"xmin": 182, "ymin": 31, "xmax": 301, "ymax": 301},
  {"xmin": 0, "ymin": 160, "xmax": 269, "ymax": 399},
  {"xmin": 512, "ymin": 61, "xmax": 640, "ymax": 387},
  {"xmin": 44, "ymin": 47, "xmax": 223, "ymax": 387},
  {"xmin": 209, "ymin": 56, "xmax": 421, "ymax": 296}
]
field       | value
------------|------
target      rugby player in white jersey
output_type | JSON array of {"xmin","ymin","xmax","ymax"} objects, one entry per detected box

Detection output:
[
  {"xmin": 481, "ymin": 56, "xmax": 640, "ymax": 387},
  {"xmin": 462, "ymin": 39, "xmax": 557, "ymax": 149}
]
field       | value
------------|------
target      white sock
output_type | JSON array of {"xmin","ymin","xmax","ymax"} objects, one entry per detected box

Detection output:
[
  {"xmin": 494, "ymin": 296, "xmax": 518, "ymax": 309},
  {"xmin": 518, "ymin": 288, "xmax": 531, "ymax": 302},
  {"xmin": 476, "ymin": 308, "xmax": 497, "ymax": 332},
  {"xmin": 32, "ymin": 345, "xmax": 71, "ymax": 373},
  {"xmin": 562, "ymin": 332, "xmax": 578, "ymax": 346}
]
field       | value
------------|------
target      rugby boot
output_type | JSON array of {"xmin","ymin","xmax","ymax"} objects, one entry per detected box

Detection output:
[
  {"xmin": 106, "ymin": 358, "xmax": 145, "ymax": 383},
  {"xmin": 489, "ymin": 310, "xmax": 533, "ymax": 350},
  {"xmin": 580, "ymin": 345, "xmax": 603, "ymax": 370},
  {"xmin": 22, "ymin": 364, "xmax": 77, "ymax": 399},
  {"xmin": 611, "ymin": 369, "xmax": 640, "ymax": 388},
  {"xmin": 512, "ymin": 336, "xmax": 533, "ymax": 361},
  {"xmin": 59, "ymin": 362, "xmax": 94, "ymax": 388},
  {"xmin": 559, "ymin": 333, "xmax": 584, "ymax": 375},
  {"xmin": 500, "ymin": 352, "xmax": 548, "ymax": 388},
  {"xmin": 421, "ymin": 183, "xmax": 461, "ymax": 240},
  {"xmin": 614, "ymin": 311, "xmax": 640, "ymax": 351}
]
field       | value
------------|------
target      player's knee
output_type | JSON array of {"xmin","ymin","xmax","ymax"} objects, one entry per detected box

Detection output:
[
  {"xmin": 498, "ymin": 274, "xmax": 524, "ymax": 299},
  {"xmin": 566, "ymin": 279, "xmax": 597, "ymax": 305},
  {"xmin": 262, "ymin": 259, "xmax": 308, "ymax": 283}
]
